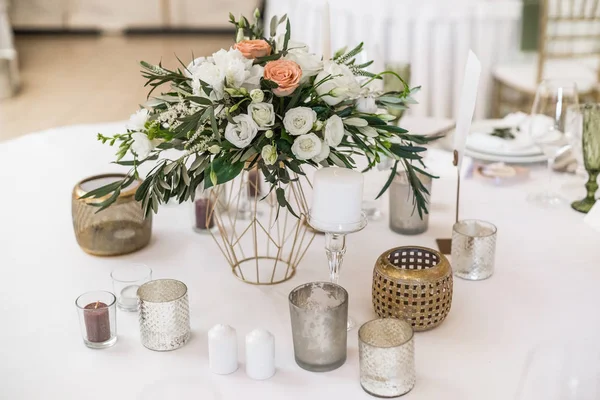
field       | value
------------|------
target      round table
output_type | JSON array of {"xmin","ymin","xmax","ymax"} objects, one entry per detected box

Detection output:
[{"xmin": 0, "ymin": 122, "xmax": 597, "ymax": 399}]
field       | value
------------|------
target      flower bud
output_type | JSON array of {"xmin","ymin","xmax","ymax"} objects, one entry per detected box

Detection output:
[
  {"xmin": 265, "ymin": 129, "xmax": 274, "ymax": 139},
  {"xmin": 208, "ymin": 145, "xmax": 221, "ymax": 154},
  {"xmin": 250, "ymin": 89, "xmax": 265, "ymax": 103}
]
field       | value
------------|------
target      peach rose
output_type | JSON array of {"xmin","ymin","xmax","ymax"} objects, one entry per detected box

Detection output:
[
  {"xmin": 233, "ymin": 40, "xmax": 272, "ymax": 59},
  {"xmin": 264, "ymin": 59, "xmax": 302, "ymax": 97}
]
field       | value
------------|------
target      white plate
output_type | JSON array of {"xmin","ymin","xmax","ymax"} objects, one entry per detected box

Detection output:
[
  {"xmin": 465, "ymin": 148, "xmax": 550, "ymax": 164},
  {"xmin": 466, "ymin": 120, "xmax": 543, "ymax": 157}
]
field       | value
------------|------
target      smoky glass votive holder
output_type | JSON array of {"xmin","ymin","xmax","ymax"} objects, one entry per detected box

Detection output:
[
  {"xmin": 75, "ymin": 291, "xmax": 117, "ymax": 349},
  {"xmin": 138, "ymin": 279, "xmax": 191, "ymax": 351},
  {"xmin": 389, "ymin": 171, "xmax": 432, "ymax": 235},
  {"xmin": 111, "ymin": 264, "xmax": 152, "ymax": 312},
  {"xmin": 288, "ymin": 282, "xmax": 348, "ymax": 372},
  {"xmin": 359, "ymin": 318, "xmax": 416, "ymax": 398},
  {"xmin": 452, "ymin": 219, "xmax": 497, "ymax": 281}
]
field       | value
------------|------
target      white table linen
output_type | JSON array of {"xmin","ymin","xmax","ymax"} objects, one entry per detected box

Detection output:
[
  {"xmin": 265, "ymin": 0, "xmax": 522, "ymax": 119},
  {"xmin": 0, "ymin": 122, "xmax": 598, "ymax": 399}
]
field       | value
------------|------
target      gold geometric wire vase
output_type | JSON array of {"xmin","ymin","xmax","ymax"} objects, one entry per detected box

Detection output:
[{"xmin": 206, "ymin": 169, "xmax": 316, "ymax": 285}]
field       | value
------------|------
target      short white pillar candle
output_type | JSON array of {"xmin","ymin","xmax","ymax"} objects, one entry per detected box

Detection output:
[
  {"xmin": 310, "ymin": 167, "xmax": 364, "ymax": 230},
  {"xmin": 245, "ymin": 329, "xmax": 275, "ymax": 380},
  {"xmin": 208, "ymin": 324, "xmax": 238, "ymax": 375}
]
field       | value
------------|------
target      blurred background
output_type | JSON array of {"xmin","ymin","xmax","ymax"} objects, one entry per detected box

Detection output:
[{"xmin": 0, "ymin": 0, "xmax": 598, "ymax": 141}]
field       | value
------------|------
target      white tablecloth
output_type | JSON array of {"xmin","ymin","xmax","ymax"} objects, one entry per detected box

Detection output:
[
  {"xmin": 265, "ymin": 0, "xmax": 522, "ymax": 119},
  {"xmin": 1, "ymin": 122, "xmax": 598, "ymax": 399}
]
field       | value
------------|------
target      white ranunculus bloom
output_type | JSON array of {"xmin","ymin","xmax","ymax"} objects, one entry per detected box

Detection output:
[
  {"xmin": 261, "ymin": 144, "xmax": 278, "ymax": 165},
  {"xmin": 127, "ymin": 109, "xmax": 150, "ymax": 131},
  {"xmin": 314, "ymin": 61, "xmax": 361, "ymax": 106},
  {"xmin": 249, "ymin": 88, "xmax": 265, "ymax": 103},
  {"xmin": 248, "ymin": 102, "xmax": 275, "ymax": 129},
  {"xmin": 291, "ymin": 133, "xmax": 322, "ymax": 160},
  {"xmin": 245, "ymin": 65, "xmax": 264, "ymax": 90},
  {"xmin": 356, "ymin": 96, "xmax": 378, "ymax": 114},
  {"xmin": 324, "ymin": 115, "xmax": 345, "ymax": 147},
  {"xmin": 312, "ymin": 140, "xmax": 330, "ymax": 163},
  {"xmin": 224, "ymin": 114, "xmax": 259, "ymax": 148},
  {"xmin": 285, "ymin": 51, "xmax": 323, "ymax": 83},
  {"xmin": 131, "ymin": 132, "xmax": 160, "ymax": 159},
  {"xmin": 283, "ymin": 107, "xmax": 317, "ymax": 136}
]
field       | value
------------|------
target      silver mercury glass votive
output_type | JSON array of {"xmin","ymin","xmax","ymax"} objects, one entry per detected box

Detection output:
[
  {"xmin": 389, "ymin": 171, "xmax": 432, "ymax": 235},
  {"xmin": 137, "ymin": 279, "xmax": 191, "ymax": 351}
]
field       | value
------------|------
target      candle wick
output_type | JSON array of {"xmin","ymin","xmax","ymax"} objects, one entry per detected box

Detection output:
[{"xmin": 94, "ymin": 301, "xmax": 99, "ymax": 309}]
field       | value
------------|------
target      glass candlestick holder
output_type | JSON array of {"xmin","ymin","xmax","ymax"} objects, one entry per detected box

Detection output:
[
  {"xmin": 75, "ymin": 291, "xmax": 117, "ymax": 349},
  {"xmin": 308, "ymin": 212, "xmax": 368, "ymax": 330}
]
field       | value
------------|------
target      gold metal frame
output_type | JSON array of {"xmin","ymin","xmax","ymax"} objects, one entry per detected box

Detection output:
[
  {"xmin": 493, "ymin": 0, "xmax": 600, "ymax": 117},
  {"xmin": 205, "ymin": 170, "xmax": 316, "ymax": 285}
]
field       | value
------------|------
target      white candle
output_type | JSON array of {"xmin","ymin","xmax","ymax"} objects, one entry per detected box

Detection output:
[
  {"xmin": 322, "ymin": 1, "xmax": 331, "ymax": 61},
  {"xmin": 119, "ymin": 285, "xmax": 140, "ymax": 309},
  {"xmin": 245, "ymin": 329, "xmax": 275, "ymax": 380},
  {"xmin": 310, "ymin": 168, "xmax": 364, "ymax": 230},
  {"xmin": 208, "ymin": 324, "xmax": 238, "ymax": 375}
]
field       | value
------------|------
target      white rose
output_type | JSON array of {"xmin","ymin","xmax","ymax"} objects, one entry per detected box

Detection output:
[
  {"xmin": 261, "ymin": 144, "xmax": 278, "ymax": 165},
  {"xmin": 248, "ymin": 102, "xmax": 275, "ymax": 129},
  {"xmin": 127, "ymin": 109, "xmax": 149, "ymax": 131},
  {"xmin": 244, "ymin": 65, "xmax": 264, "ymax": 90},
  {"xmin": 315, "ymin": 61, "xmax": 361, "ymax": 106},
  {"xmin": 224, "ymin": 114, "xmax": 259, "ymax": 148},
  {"xmin": 324, "ymin": 115, "xmax": 345, "ymax": 147},
  {"xmin": 312, "ymin": 140, "xmax": 330, "ymax": 163},
  {"xmin": 291, "ymin": 133, "xmax": 322, "ymax": 160},
  {"xmin": 250, "ymin": 88, "xmax": 265, "ymax": 103},
  {"xmin": 285, "ymin": 51, "xmax": 323, "ymax": 83},
  {"xmin": 284, "ymin": 107, "xmax": 317, "ymax": 136},
  {"xmin": 356, "ymin": 96, "xmax": 378, "ymax": 114},
  {"xmin": 131, "ymin": 132, "xmax": 161, "ymax": 159}
]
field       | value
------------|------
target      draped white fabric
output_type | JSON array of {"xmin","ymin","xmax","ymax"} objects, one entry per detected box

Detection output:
[{"xmin": 265, "ymin": 0, "xmax": 522, "ymax": 119}]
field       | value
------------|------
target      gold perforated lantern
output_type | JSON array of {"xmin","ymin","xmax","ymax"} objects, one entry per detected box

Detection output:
[{"xmin": 372, "ymin": 246, "xmax": 453, "ymax": 332}]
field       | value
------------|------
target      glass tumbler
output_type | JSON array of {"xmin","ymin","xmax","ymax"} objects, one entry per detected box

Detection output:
[
  {"xmin": 359, "ymin": 318, "xmax": 416, "ymax": 397},
  {"xmin": 288, "ymin": 282, "xmax": 348, "ymax": 372},
  {"xmin": 138, "ymin": 279, "xmax": 191, "ymax": 351},
  {"xmin": 75, "ymin": 291, "xmax": 117, "ymax": 349},
  {"xmin": 111, "ymin": 264, "xmax": 152, "ymax": 311},
  {"xmin": 389, "ymin": 171, "xmax": 432, "ymax": 235},
  {"xmin": 452, "ymin": 219, "xmax": 497, "ymax": 281}
]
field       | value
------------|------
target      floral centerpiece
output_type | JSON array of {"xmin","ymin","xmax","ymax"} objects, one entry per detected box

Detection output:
[{"xmin": 84, "ymin": 10, "xmax": 433, "ymax": 218}]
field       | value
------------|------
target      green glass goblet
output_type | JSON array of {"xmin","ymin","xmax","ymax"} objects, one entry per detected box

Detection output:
[{"xmin": 572, "ymin": 104, "xmax": 600, "ymax": 213}]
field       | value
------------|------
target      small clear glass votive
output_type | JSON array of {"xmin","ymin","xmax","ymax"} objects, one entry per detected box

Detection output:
[
  {"xmin": 389, "ymin": 171, "xmax": 432, "ymax": 235},
  {"xmin": 138, "ymin": 279, "xmax": 191, "ymax": 351},
  {"xmin": 452, "ymin": 219, "xmax": 497, "ymax": 281},
  {"xmin": 359, "ymin": 318, "xmax": 416, "ymax": 398},
  {"xmin": 192, "ymin": 187, "xmax": 218, "ymax": 234},
  {"xmin": 111, "ymin": 264, "xmax": 152, "ymax": 312},
  {"xmin": 288, "ymin": 282, "xmax": 348, "ymax": 372},
  {"xmin": 75, "ymin": 291, "xmax": 117, "ymax": 349}
]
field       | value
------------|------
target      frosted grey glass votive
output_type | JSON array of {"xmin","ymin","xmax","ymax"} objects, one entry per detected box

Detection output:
[
  {"xmin": 452, "ymin": 219, "xmax": 497, "ymax": 281},
  {"xmin": 138, "ymin": 279, "xmax": 191, "ymax": 351},
  {"xmin": 359, "ymin": 319, "xmax": 415, "ymax": 398},
  {"xmin": 389, "ymin": 171, "xmax": 431, "ymax": 235},
  {"xmin": 288, "ymin": 282, "xmax": 348, "ymax": 372}
]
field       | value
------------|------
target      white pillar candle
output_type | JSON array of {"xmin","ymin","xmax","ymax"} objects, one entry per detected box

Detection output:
[
  {"xmin": 245, "ymin": 329, "xmax": 275, "ymax": 380},
  {"xmin": 208, "ymin": 324, "xmax": 238, "ymax": 375},
  {"xmin": 310, "ymin": 168, "xmax": 364, "ymax": 230},
  {"xmin": 119, "ymin": 285, "xmax": 140, "ymax": 309}
]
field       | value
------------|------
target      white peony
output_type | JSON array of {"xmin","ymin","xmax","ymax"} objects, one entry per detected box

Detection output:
[
  {"xmin": 291, "ymin": 133, "xmax": 322, "ymax": 160},
  {"xmin": 356, "ymin": 96, "xmax": 378, "ymax": 114},
  {"xmin": 224, "ymin": 114, "xmax": 259, "ymax": 148},
  {"xmin": 315, "ymin": 61, "xmax": 361, "ymax": 106},
  {"xmin": 131, "ymin": 132, "xmax": 161, "ymax": 159},
  {"xmin": 324, "ymin": 115, "xmax": 345, "ymax": 147},
  {"xmin": 261, "ymin": 144, "xmax": 278, "ymax": 165},
  {"xmin": 285, "ymin": 51, "xmax": 323, "ymax": 83},
  {"xmin": 249, "ymin": 88, "xmax": 265, "ymax": 103},
  {"xmin": 248, "ymin": 102, "xmax": 275, "ymax": 129},
  {"xmin": 312, "ymin": 140, "xmax": 330, "ymax": 163},
  {"xmin": 127, "ymin": 109, "xmax": 150, "ymax": 131},
  {"xmin": 244, "ymin": 65, "xmax": 264, "ymax": 90},
  {"xmin": 283, "ymin": 107, "xmax": 317, "ymax": 136}
]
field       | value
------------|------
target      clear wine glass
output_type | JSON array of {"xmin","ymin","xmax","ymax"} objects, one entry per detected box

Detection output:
[{"xmin": 527, "ymin": 80, "xmax": 579, "ymax": 207}]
